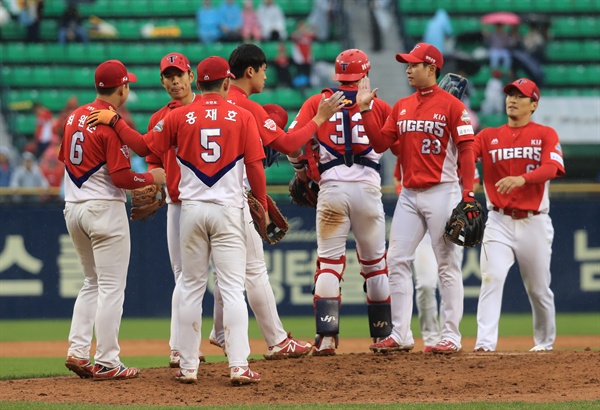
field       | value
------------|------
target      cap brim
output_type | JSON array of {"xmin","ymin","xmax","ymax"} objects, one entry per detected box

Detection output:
[
  {"xmin": 503, "ymin": 83, "xmax": 535, "ymax": 100},
  {"xmin": 127, "ymin": 72, "xmax": 137, "ymax": 83},
  {"xmin": 395, "ymin": 53, "xmax": 422, "ymax": 64}
]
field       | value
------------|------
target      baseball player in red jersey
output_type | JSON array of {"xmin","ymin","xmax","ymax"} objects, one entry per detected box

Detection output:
[
  {"xmin": 473, "ymin": 78, "xmax": 565, "ymax": 352},
  {"xmin": 87, "ymin": 56, "xmax": 267, "ymax": 385},
  {"xmin": 141, "ymin": 52, "xmax": 207, "ymax": 367},
  {"xmin": 61, "ymin": 60, "xmax": 166, "ymax": 380},
  {"xmin": 358, "ymin": 43, "xmax": 477, "ymax": 354},
  {"xmin": 287, "ymin": 49, "xmax": 393, "ymax": 355},
  {"xmin": 207, "ymin": 43, "xmax": 344, "ymax": 359}
]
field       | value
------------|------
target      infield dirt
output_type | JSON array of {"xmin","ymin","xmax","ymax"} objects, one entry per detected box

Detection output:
[{"xmin": 1, "ymin": 336, "xmax": 599, "ymax": 406}]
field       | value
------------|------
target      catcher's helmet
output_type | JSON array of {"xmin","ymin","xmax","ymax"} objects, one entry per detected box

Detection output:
[{"xmin": 333, "ymin": 49, "xmax": 370, "ymax": 82}]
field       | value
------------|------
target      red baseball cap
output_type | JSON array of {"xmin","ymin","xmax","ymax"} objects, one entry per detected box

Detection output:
[
  {"xmin": 95, "ymin": 60, "xmax": 137, "ymax": 88},
  {"xmin": 263, "ymin": 103, "xmax": 288, "ymax": 129},
  {"xmin": 503, "ymin": 78, "xmax": 541, "ymax": 101},
  {"xmin": 160, "ymin": 52, "xmax": 191, "ymax": 74},
  {"xmin": 196, "ymin": 56, "xmax": 236, "ymax": 83},
  {"xmin": 396, "ymin": 43, "xmax": 444, "ymax": 69}
]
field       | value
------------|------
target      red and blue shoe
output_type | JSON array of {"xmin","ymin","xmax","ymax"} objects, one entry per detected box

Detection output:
[
  {"xmin": 92, "ymin": 363, "xmax": 140, "ymax": 381},
  {"xmin": 65, "ymin": 356, "xmax": 94, "ymax": 378}
]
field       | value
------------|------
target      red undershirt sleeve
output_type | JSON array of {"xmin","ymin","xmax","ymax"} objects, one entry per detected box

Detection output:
[
  {"xmin": 110, "ymin": 168, "xmax": 155, "ymax": 190},
  {"xmin": 246, "ymin": 160, "xmax": 268, "ymax": 211},
  {"xmin": 114, "ymin": 120, "xmax": 152, "ymax": 157},
  {"xmin": 267, "ymin": 120, "xmax": 319, "ymax": 154},
  {"xmin": 521, "ymin": 163, "xmax": 558, "ymax": 184},
  {"xmin": 457, "ymin": 140, "xmax": 475, "ymax": 195}
]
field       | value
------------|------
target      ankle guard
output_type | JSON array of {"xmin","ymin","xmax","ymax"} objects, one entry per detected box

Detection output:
[{"xmin": 368, "ymin": 302, "xmax": 392, "ymax": 338}]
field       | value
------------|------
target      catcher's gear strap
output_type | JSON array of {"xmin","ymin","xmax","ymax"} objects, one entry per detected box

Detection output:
[
  {"xmin": 357, "ymin": 253, "xmax": 387, "ymax": 279},
  {"xmin": 368, "ymin": 303, "xmax": 393, "ymax": 338},
  {"xmin": 315, "ymin": 256, "xmax": 346, "ymax": 282},
  {"xmin": 315, "ymin": 297, "xmax": 340, "ymax": 336}
]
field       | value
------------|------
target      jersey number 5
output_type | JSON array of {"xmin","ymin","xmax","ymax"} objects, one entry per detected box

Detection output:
[
  {"xmin": 421, "ymin": 138, "xmax": 441, "ymax": 155},
  {"xmin": 200, "ymin": 128, "xmax": 222, "ymax": 163}
]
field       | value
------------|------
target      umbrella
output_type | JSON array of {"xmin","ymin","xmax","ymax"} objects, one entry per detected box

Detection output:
[{"xmin": 481, "ymin": 12, "xmax": 521, "ymax": 26}]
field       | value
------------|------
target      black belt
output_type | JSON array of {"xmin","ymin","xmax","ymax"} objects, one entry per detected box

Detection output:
[{"xmin": 493, "ymin": 206, "xmax": 540, "ymax": 219}]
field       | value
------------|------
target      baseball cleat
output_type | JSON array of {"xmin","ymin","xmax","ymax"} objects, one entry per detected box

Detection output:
[
  {"xmin": 169, "ymin": 350, "xmax": 206, "ymax": 368},
  {"xmin": 264, "ymin": 333, "xmax": 312, "ymax": 360},
  {"xmin": 529, "ymin": 345, "xmax": 553, "ymax": 352},
  {"xmin": 92, "ymin": 363, "xmax": 140, "ymax": 381},
  {"xmin": 473, "ymin": 347, "xmax": 492, "ymax": 352},
  {"xmin": 369, "ymin": 336, "xmax": 414, "ymax": 353},
  {"xmin": 65, "ymin": 356, "xmax": 94, "ymax": 378},
  {"xmin": 174, "ymin": 368, "xmax": 198, "ymax": 384},
  {"xmin": 230, "ymin": 366, "xmax": 261, "ymax": 385},
  {"xmin": 431, "ymin": 340, "xmax": 461, "ymax": 354},
  {"xmin": 423, "ymin": 346, "xmax": 434, "ymax": 353},
  {"xmin": 312, "ymin": 335, "xmax": 338, "ymax": 356}
]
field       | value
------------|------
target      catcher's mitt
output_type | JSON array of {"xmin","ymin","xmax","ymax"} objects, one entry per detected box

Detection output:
[
  {"xmin": 444, "ymin": 199, "xmax": 486, "ymax": 247},
  {"xmin": 247, "ymin": 192, "xmax": 289, "ymax": 245},
  {"xmin": 289, "ymin": 174, "xmax": 319, "ymax": 208},
  {"xmin": 439, "ymin": 73, "xmax": 469, "ymax": 101},
  {"xmin": 130, "ymin": 185, "xmax": 166, "ymax": 221}
]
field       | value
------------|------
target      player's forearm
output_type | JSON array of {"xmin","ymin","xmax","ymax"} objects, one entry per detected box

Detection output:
[
  {"xmin": 521, "ymin": 163, "xmax": 558, "ymax": 184},
  {"xmin": 458, "ymin": 141, "xmax": 475, "ymax": 196},
  {"xmin": 110, "ymin": 168, "xmax": 155, "ymax": 190},
  {"xmin": 114, "ymin": 121, "xmax": 152, "ymax": 156},
  {"xmin": 246, "ymin": 160, "xmax": 268, "ymax": 211},
  {"xmin": 268, "ymin": 121, "xmax": 319, "ymax": 154},
  {"xmin": 362, "ymin": 111, "xmax": 393, "ymax": 153}
]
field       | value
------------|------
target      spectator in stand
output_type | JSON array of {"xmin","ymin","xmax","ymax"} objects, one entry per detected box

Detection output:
[
  {"xmin": 483, "ymin": 23, "xmax": 513, "ymax": 73},
  {"xmin": 32, "ymin": 102, "xmax": 55, "ymax": 159},
  {"xmin": 0, "ymin": 147, "xmax": 13, "ymax": 188},
  {"xmin": 10, "ymin": 151, "xmax": 49, "ymax": 202},
  {"xmin": 241, "ymin": 0, "xmax": 261, "ymax": 42},
  {"xmin": 18, "ymin": 0, "xmax": 44, "ymax": 42},
  {"xmin": 271, "ymin": 41, "xmax": 293, "ymax": 87},
  {"xmin": 53, "ymin": 96, "xmax": 79, "ymax": 138},
  {"xmin": 423, "ymin": 9, "xmax": 454, "ymax": 55},
  {"xmin": 480, "ymin": 69, "xmax": 505, "ymax": 115},
  {"xmin": 218, "ymin": 0, "xmax": 243, "ymax": 42},
  {"xmin": 290, "ymin": 20, "xmax": 316, "ymax": 88},
  {"xmin": 257, "ymin": 0, "xmax": 287, "ymax": 41},
  {"xmin": 196, "ymin": 0, "xmax": 221, "ymax": 44},
  {"xmin": 307, "ymin": 0, "xmax": 331, "ymax": 41},
  {"xmin": 39, "ymin": 143, "xmax": 63, "ymax": 188},
  {"xmin": 58, "ymin": 3, "xmax": 88, "ymax": 45}
]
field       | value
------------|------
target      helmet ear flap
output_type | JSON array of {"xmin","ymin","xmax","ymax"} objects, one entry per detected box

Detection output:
[{"xmin": 333, "ymin": 49, "xmax": 370, "ymax": 82}]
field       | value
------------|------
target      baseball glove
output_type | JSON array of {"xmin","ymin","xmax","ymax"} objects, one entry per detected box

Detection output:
[
  {"xmin": 289, "ymin": 174, "xmax": 319, "ymax": 208},
  {"xmin": 439, "ymin": 73, "xmax": 469, "ymax": 101},
  {"xmin": 247, "ymin": 192, "xmax": 289, "ymax": 245},
  {"xmin": 444, "ymin": 199, "xmax": 486, "ymax": 247},
  {"xmin": 130, "ymin": 185, "xmax": 166, "ymax": 221}
]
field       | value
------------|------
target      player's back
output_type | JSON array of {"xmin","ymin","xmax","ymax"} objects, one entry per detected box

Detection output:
[
  {"xmin": 149, "ymin": 94, "xmax": 264, "ymax": 208},
  {"xmin": 59, "ymin": 100, "xmax": 131, "ymax": 203}
]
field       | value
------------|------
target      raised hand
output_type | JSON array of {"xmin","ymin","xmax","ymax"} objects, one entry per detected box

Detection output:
[
  {"xmin": 357, "ymin": 77, "xmax": 378, "ymax": 112},
  {"xmin": 314, "ymin": 91, "xmax": 346, "ymax": 124}
]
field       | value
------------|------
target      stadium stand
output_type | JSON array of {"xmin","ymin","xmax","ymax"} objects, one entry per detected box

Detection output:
[{"xmin": 0, "ymin": 0, "xmax": 345, "ymax": 184}]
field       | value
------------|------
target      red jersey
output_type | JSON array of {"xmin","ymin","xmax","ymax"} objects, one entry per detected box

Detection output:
[
  {"xmin": 145, "ymin": 97, "xmax": 197, "ymax": 203},
  {"xmin": 364, "ymin": 84, "xmax": 475, "ymax": 189},
  {"xmin": 474, "ymin": 121, "xmax": 565, "ymax": 213},
  {"xmin": 289, "ymin": 84, "xmax": 391, "ymax": 186},
  {"xmin": 144, "ymin": 94, "xmax": 265, "ymax": 208},
  {"xmin": 59, "ymin": 99, "xmax": 134, "ymax": 202}
]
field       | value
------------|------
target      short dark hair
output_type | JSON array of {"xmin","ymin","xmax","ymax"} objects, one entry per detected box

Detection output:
[
  {"xmin": 198, "ymin": 78, "xmax": 225, "ymax": 92},
  {"xmin": 228, "ymin": 43, "xmax": 267, "ymax": 79},
  {"xmin": 95, "ymin": 85, "xmax": 119, "ymax": 96},
  {"xmin": 422, "ymin": 62, "xmax": 441, "ymax": 79}
]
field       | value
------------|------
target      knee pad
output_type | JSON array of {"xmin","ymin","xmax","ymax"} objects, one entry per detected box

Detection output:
[
  {"xmin": 358, "ymin": 253, "xmax": 390, "ymax": 302},
  {"xmin": 315, "ymin": 297, "xmax": 340, "ymax": 336},
  {"xmin": 314, "ymin": 256, "xmax": 345, "ymax": 298},
  {"xmin": 367, "ymin": 302, "xmax": 392, "ymax": 338}
]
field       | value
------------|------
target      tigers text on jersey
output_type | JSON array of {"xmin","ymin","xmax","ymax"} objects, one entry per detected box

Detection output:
[
  {"xmin": 144, "ymin": 94, "xmax": 264, "ymax": 208},
  {"xmin": 289, "ymin": 85, "xmax": 391, "ymax": 186},
  {"xmin": 384, "ymin": 85, "xmax": 474, "ymax": 189},
  {"xmin": 59, "ymin": 99, "xmax": 132, "ymax": 202},
  {"xmin": 474, "ymin": 121, "xmax": 565, "ymax": 213}
]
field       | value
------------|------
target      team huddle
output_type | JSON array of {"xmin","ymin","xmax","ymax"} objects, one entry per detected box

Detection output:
[{"xmin": 59, "ymin": 41, "xmax": 565, "ymax": 384}]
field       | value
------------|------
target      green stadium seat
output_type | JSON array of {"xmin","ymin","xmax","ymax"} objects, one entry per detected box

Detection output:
[
  {"xmin": 12, "ymin": 113, "xmax": 36, "ymax": 135},
  {"xmin": 44, "ymin": 0, "xmax": 67, "ymax": 17},
  {"xmin": 0, "ymin": 20, "xmax": 25, "ymax": 40},
  {"xmin": 131, "ymin": 113, "xmax": 152, "ymax": 131},
  {"xmin": 178, "ymin": 19, "xmax": 197, "ymax": 39},
  {"xmin": 40, "ymin": 19, "xmax": 58, "ymax": 41},
  {"xmin": 128, "ymin": 90, "xmax": 169, "ymax": 111},
  {"xmin": 4, "ymin": 43, "xmax": 28, "ymax": 63}
]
